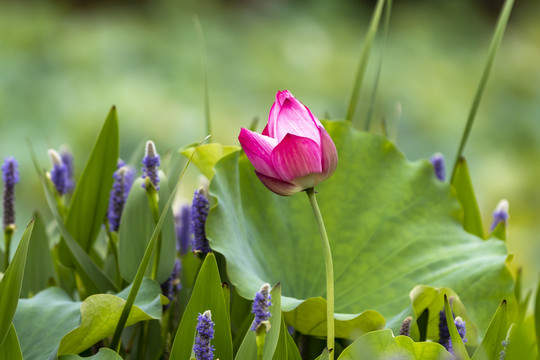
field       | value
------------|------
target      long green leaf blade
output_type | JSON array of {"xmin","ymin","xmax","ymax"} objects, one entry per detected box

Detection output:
[
  {"xmin": 471, "ymin": 300, "xmax": 507, "ymax": 360},
  {"xmin": 444, "ymin": 294, "xmax": 470, "ymax": 360},
  {"xmin": 0, "ymin": 219, "xmax": 34, "ymax": 347},
  {"xmin": 169, "ymin": 253, "xmax": 233, "ymax": 360},
  {"xmin": 60, "ymin": 106, "xmax": 119, "ymax": 263},
  {"xmin": 451, "ymin": 156, "xmax": 485, "ymax": 238},
  {"xmin": 345, "ymin": 0, "xmax": 385, "ymax": 123},
  {"xmin": 450, "ymin": 0, "xmax": 514, "ymax": 181}
]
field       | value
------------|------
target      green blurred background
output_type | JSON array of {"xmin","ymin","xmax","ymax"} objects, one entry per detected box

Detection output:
[{"xmin": 1, "ymin": 0, "xmax": 539, "ymax": 291}]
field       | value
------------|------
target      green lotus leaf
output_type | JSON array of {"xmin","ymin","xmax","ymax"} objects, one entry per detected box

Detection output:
[
  {"xmin": 337, "ymin": 329, "xmax": 452, "ymax": 359},
  {"xmin": 206, "ymin": 120, "xmax": 514, "ymax": 338}
]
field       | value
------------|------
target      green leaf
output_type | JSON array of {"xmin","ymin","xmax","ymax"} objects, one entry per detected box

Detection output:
[
  {"xmin": 451, "ymin": 157, "xmax": 485, "ymax": 239},
  {"xmin": 60, "ymin": 106, "xmax": 119, "ymax": 264},
  {"xmin": 535, "ymin": 274, "xmax": 540, "ymax": 350},
  {"xmin": 59, "ymin": 348, "xmax": 124, "ymax": 360},
  {"xmin": 472, "ymin": 300, "xmax": 507, "ymax": 360},
  {"xmin": 443, "ymin": 294, "xmax": 469, "ymax": 360},
  {"xmin": 207, "ymin": 120, "xmax": 514, "ymax": 338},
  {"xmin": 14, "ymin": 287, "xmax": 81, "ymax": 360},
  {"xmin": 283, "ymin": 297, "xmax": 385, "ymax": 339},
  {"xmin": 22, "ymin": 211, "xmax": 56, "ymax": 298},
  {"xmin": 169, "ymin": 253, "xmax": 233, "ymax": 360},
  {"xmin": 0, "ymin": 324, "xmax": 23, "ymax": 360},
  {"xmin": 235, "ymin": 283, "xmax": 282, "ymax": 360},
  {"xmin": 0, "ymin": 219, "xmax": 34, "ymax": 347},
  {"xmin": 57, "ymin": 278, "xmax": 163, "ymax": 355},
  {"xmin": 180, "ymin": 143, "xmax": 240, "ymax": 179},
  {"xmin": 118, "ymin": 173, "xmax": 176, "ymax": 283},
  {"xmin": 337, "ymin": 329, "xmax": 452, "ymax": 359}
]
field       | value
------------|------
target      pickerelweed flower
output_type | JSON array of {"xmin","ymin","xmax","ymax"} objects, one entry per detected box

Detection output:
[
  {"xmin": 160, "ymin": 258, "xmax": 181, "ymax": 309},
  {"xmin": 455, "ymin": 316, "xmax": 467, "ymax": 344},
  {"xmin": 175, "ymin": 204, "xmax": 191, "ymax": 255},
  {"xmin": 107, "ymin": 165, "xmax": 135, "ymax": 232},
  {"xmin": 142, "ymin": 140, "xmax": 160, "ymax": 190},
  {"xmin": 49, "ymin": 149, "xmax": 69, "ymax": 195},
  {"xmin": 60, "ymin": 146, "xmax": 75, "ymax": 193},
  {"xmin": 430, "ymin": 152, "xmax": 446, "ymax": 181},
  {"xmin": 399, "ymin": 316, "xmax": 413, "ymax": 337},
  {"xmin": 251, "ymin": 283, "xmax": 272, "ymax": 332},
  {"xmin": 2, "ymin": 157, "xmax": 19, "ymax": 229},
  {"xmin": 194, "ymin": 310, "xmax": 215, "ymax": 360},
  {"xmin": 490, "ymin": 199, "xmax": 509, "ymax": 232},
  {"xmin": 191, "ymin": 188, "xmax": 210, "ymax": 255},
  {"xmin": 238, "ymin": 90, "xmax": 338, "ymax": 196}
]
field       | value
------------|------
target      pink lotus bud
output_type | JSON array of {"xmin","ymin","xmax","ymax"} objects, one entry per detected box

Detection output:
[{"xmin": 239, "ymin": 90, "xmax": 338, "ymax": 196}]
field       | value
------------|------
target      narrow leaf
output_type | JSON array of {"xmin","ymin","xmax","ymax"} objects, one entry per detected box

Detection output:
[
  {"xmin": 0, "ymin": 324, "xmax": 23, "ymax": 360},
  {"xmin": 444, "ymin": 294, "xmax": 470, "ymax": 360},
  {"xmin": 0, "ymin": 219, "xmax": 34, "ymax": 348},
  {"xmin": 59, "ymin": 106, "xmax": 119, "ymax": 264},
  {"xmin": 169, "ymin": 253, "xmax": 233, "ymax": 360},
  {"xmin": 345, "ymin": 0, "xmax": 385, "ymax": 122},
  {"xmin": 450, "ymin": 0, "xmax": 514, "ymax": 180},
  {"xmin": 451, "ymin": 156, "xmax": 485, "ymax": 238},
  {"xmin": 21, "ymin": 211, "xmax": 56, "ymax": 297},
  {"xmin": 472, "ymin": 300, "xmax": 507, "ymax": 360}
]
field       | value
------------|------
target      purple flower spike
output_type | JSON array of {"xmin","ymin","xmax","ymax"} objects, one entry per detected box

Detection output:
[
  {"xmin": 490, "ymin": 199, "xmax": 509, "ymax": 232},
  {"xmin": 60, "ymin": 146, "xmax": 75, "ymax": 193},
  {"xmin": 48, "ymin": 149, "xmax": 69, "ymax": 195},
  {"xmin": 107, "ymin": 165, "xmax": 135, "ymax": 232},
  {"xmin": 2, "ymin": 157, "xmax": 19, "ymax": 229},
  {"xmin": 430, "ymin": 152, "xmax": 446, "ymax": 181},
  {"xmin": 175, "ymin": 205, "xmax": 191, "ymax": 255},
  {"xmin": 251, "ymin": 283, "xmax": 272, "ymax": 332},
  {"xmin": 194, "ymin": 310, "xmax": 215, "ymax": 360},
  {"xmin": 191, "ymin": 189, "xmax": 211, "ymax": 255},
  {"xmin": 142, "ymin": 140, "xmax": 160, "ymax": 190}
]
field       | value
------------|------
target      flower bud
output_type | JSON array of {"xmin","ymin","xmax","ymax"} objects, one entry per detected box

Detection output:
[
  {"xmin": 142, "ymin": 140, "xmax": 160, "ymax": 190},
  {"xmin": 490, "ymin": 199, "xmax": 509, "ymax": 231},
  {"xmin": 238, "ymin": 90, "xmax": 338, "ymax": 196}
]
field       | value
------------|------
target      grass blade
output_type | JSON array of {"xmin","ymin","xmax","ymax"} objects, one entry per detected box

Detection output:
[
  {"xmin": 365, "ymin": 0, "xmax": 392, "ymax": 131},
  {"xmin": 450, "ymin": 0, "xmax": 514, "ymax": 181},
  {"xmin": 345, "ymin": 0, "xmax": 385, "ymax": 123}
]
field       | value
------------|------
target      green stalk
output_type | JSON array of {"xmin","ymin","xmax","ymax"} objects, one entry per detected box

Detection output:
[
  {"xmin": 110, "ymin": 135, "xmax": 210, "ymax": 352},
  {"xmin": 193, "ymin": 15, "xmax": 212, "ymax": 142},
  {"xmin": 365, "ymin": 0, "xmax": 392, "ymax": 131},
  {"xmin": 3, "ymin": 229, "xmax": 13, "ymax": 271},
  {"xmin": 345, "ymin": 0, "xmax": 385, "ymax": 123},
  {"xmin": 256, "ymin": 331, "xmax": 265, "ymax": 360},
  {"xmin": 305, "ymin": 188, "xmax": 334, "ymax": 359},
  {"xmin": 450, "ymin": 0, "xmax": 514, "ymax": 182},
  {"xmin": 145, "ymin": 184, "xmax": 161, "ymax": 280}
]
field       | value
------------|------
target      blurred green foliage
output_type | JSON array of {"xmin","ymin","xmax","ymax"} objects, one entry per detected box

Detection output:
[{"xmin": 0, "ymin": 0, "xmax": 539, "ymax": 291}]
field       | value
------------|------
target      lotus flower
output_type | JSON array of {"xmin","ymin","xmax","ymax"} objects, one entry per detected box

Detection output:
[{"xmin": 239, "ymin": 90, "xmax": 338, "ymax": 196}]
